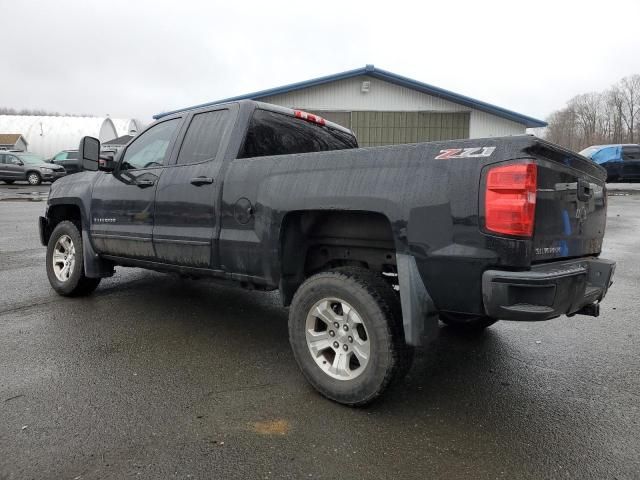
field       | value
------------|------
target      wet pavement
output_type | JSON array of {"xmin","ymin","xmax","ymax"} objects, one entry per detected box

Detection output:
[
  {"xmin": 0, "ymin": 183, "xmax": 49, "ymax": 202},
  {"xmin": 0, "ymin": 184, "xmax": 639, "ymax": 479}
]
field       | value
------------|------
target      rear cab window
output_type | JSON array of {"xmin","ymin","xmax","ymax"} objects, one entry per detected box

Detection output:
[{"xmin": 238, "ymin": 109, "xmax": 358, "ymax": 159}]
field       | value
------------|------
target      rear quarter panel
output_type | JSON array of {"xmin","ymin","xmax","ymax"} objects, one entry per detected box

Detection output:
[{"xmin": 220, "ymin": 137, "xmax": 537, "ymax": 314}]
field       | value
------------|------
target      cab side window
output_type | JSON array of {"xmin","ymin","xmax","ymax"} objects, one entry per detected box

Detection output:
[
  {"xmin": 54, "ymin": 152, "xmax": 68, "ymax": 161},
  {"xmin": 622, "ymin": 146, "xmax": 640, "ymax": 160},
  {"xmin": 121, "ymin": 118, "xmax": 180, "ymax": 170},
  {"xmin": 176, "ymin": 110, "xmax": 230, "ymax": 165}
]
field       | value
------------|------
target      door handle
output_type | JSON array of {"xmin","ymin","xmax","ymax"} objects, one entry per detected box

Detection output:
[
  {"xmin": 190, "ymin": 176, "xmax": 214, "ymax": 186},
  {"xmin": 136, "ymin": 179, "xmax": 155, "ymax": 188}
]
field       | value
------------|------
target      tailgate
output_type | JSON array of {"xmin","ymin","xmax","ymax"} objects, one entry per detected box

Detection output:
[{"xmin": 528, "ymin": 142, "xmax": 607, "ymax": 262}]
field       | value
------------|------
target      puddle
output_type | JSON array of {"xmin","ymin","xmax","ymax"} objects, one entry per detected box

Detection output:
[{"xmin": 251, "ymin": 419, "xmax": 290, "ymax": 436}]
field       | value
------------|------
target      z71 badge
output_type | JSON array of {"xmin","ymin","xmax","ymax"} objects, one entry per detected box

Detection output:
[{"xmin": 435, "ymin": 146, "xmax": 496, "ymax": 159}]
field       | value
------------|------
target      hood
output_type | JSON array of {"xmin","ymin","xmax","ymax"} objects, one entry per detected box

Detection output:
[
  {"xmin": 48, "ymin": 170, "xmax": 98, "ymax": 201},
  {"xmin": 32, "ymin": 162, "xmax": 65, "ymax": 171}
]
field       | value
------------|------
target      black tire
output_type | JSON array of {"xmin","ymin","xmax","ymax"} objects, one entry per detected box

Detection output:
[
  {"xmin": 3, "ymin": 180, "xmax": 15, "ymax": 184},
  {"xmin": 46, "ymin": 220, "xmax": 101, "ymax": 296},
  {"xmin": 440, "ymin": 312, "xmax": 498, "ymax": 333},
  {"xmin": 289, "ymin": 267, "xmax": 412, "ymax": 406},
  {"xmin": 27, "ymin": 171, "xmax": 41, "ymax": 186}
]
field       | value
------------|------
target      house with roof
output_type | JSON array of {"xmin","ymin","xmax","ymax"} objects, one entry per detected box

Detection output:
[
  {"xmin": 100, "ymin": 134, "xmax": 134, "ymax": 157},
  {"xmin": 156, "ymin": 65, "xmax": 546, "ymax": 147},
  {"xmin": 0, "ymin": 133, "xmax": 28, "ymax": 151}
]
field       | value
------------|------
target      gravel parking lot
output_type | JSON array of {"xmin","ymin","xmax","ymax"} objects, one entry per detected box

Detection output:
[{"xmin": 1, "ymin": 183, "xmax": 639, "ymax": 479}]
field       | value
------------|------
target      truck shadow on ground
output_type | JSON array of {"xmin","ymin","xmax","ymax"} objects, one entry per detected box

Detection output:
[
  {"xmin": 48, "ymin": 272, "xmax": 608, "ymax": 471},
  {"xmin": 91, "ymin": 273, "xmax": 545, "ymax": 412}
]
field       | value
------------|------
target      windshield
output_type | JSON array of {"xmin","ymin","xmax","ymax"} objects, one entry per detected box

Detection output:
[
  {"xmin": 579, "ymin": 146, "xmax": 601, "ymax": 158},
  {"xmin": 17, "ymin": 154, "xmax": 45, "ymax": 164}
]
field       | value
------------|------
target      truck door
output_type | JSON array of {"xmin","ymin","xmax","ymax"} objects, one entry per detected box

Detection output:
[
  {"xmin": 621, "ymin": 145, "xmax": 640, "ymax": 180},
  {"xmin": 152, "ymin": 106, "xmax": 234, "ymax": 268},
  {"xmin": 90, "ymin": 117, "xmax": 182, "ymax": 259}
]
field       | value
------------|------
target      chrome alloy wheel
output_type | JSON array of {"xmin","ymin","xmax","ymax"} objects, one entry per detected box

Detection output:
[
  {"xmin": 52, "ymin": 234, "xmax": 76, "ymax": 282},
  {"xmin": 28, "ymin": 173, "xmax": 40, "ymax": 185},
  {"xmin": 305, "ymin": 297, "xmax": 370, "ymax": 380}
]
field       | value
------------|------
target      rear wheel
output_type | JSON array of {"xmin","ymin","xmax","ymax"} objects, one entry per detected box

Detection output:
[
  {"xmin": 289, "ymin": 268, "xmax": 412, "ymax": 406},
  {"xmin": 27, "ymin": 172, "xmax": 41, "ymax": 185},
  {"xmin": 46, "ymin": 221, "xmax": 101, "ymax": 296},
  {"xmin": 440, "ymin": 313, "xmax": 498, "ymax": 333}
]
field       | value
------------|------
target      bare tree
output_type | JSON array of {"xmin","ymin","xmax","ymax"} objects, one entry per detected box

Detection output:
[
  {"xmin": 0, "ymin": 107, "xmax": 90, "ymax": 117},
  {"xmin": 569, "ymin": 93, "xmax": 602, "ymax": 146},
  {"xmin": 618, "ymin": 74, "xmax": 640, "ymax": 143},
  {"xmin": 544, "ymin": 74, "xmax": 640, "ymax": 151},
  {"xmin": 606, "ymin": 87, "xmax": 625, "ymax": 143}
]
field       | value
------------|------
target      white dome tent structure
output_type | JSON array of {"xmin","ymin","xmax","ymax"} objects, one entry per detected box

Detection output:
[
  {"xmin": 0, "ymin": 116, "xmax": 122, "ymax": 158},
  {"xmin": 110, "ymin": 118, "xmax": 143, "ymax": 138}
]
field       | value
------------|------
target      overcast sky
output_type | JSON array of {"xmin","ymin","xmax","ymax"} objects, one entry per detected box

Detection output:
[{"xmin": 2, "ymin": 0, "xmax": 639, "ymax": 122}]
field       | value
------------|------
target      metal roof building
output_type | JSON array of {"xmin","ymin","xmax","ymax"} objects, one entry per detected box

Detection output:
[{"xmin": 156, "ymin": 65, "xmax": 546, "ymax": 147}]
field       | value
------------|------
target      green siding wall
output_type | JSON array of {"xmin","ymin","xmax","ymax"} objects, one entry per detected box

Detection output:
[{"xmin": 311, "ymin": 111, "xmax": 470, "ymax": 147}]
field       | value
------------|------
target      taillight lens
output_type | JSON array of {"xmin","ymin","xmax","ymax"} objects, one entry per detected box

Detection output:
[
  {"xmin": 294, "ymin": 110, "xmax": 326, "ymax": 126},
  {"xmin": 485, "ymin": 162, "xmax": 537, "ymax": 237}
]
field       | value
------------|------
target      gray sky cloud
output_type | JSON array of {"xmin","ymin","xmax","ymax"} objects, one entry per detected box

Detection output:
[{"xmin": 2, "ymin": 0, "xmax": 639, "ymax": 122}]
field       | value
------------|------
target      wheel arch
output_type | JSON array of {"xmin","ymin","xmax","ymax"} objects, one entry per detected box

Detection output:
[
  {"xmin": 44, "ymin": 201, "xmax": 85, "ymax": 244},
  {"xmin": 278, "ymin": 209, "xmax": 438, "ymax": 347},
  {"xmin": 43, "ymin": 199, "xmax": 114, "ymax": 279},
  {"xmin": 278, "ymin": 209, "xmax": 398, "ymax": 306}
]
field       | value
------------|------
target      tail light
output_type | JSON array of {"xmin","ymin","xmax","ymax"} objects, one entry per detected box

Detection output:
[
  {"xmin": 484, "ymin": 162, "xmax": 537, "ymax": 237},
  {"xmin": 294, "ymin": 110, "xmax": 326, "ymax": 126}
]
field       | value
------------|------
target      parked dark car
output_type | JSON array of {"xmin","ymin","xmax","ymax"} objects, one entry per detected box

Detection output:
[
  {"xmin": 39, "ymin": 100, "xmax": 615, "ymax": 406},
  {"xmin": 0, "ymin": 151, "xmax": 66, "ymax": 185},
  {"xmin": 580, "ymin": 144, "xmax": 640, "ymax": 181},
  {"xmin": 50, "ymin": 149, "xmax": 81, "ymax": 174}
]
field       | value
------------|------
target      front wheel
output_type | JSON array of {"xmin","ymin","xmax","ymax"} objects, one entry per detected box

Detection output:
[
  {"xmin": 27, "ymin": 172, "xmax": 41, "ymax": 185},
  {"xmin": 289, "ymin": 268, "xmax": 412, "ymax": 406},
  {"xmin": 46, "ymin": 221, "xmax": 101, "ymax": 296},
  {"xmin": 440, "ymin": 313, "xmax": 498, "ymax": 333}
]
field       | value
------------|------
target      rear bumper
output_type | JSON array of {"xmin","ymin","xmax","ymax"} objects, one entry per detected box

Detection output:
[{"xmin": 482, "ymin": 257, "xmax": 615, "ymax": 321}]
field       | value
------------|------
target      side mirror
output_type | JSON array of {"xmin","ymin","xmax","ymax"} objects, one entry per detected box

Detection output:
[{"xmin": 79, "ymin": 136, "xmax": 101, "ymax": 171}]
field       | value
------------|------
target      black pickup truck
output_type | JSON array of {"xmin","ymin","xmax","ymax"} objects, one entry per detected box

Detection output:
[{"xmin": 39, "ymin": 100, "xmax": 615, "ymax": 405}]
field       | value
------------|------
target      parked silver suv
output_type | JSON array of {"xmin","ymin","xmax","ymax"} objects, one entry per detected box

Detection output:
[{"xmin": 0, "ymin": 152, "xmax": 66, "ymax": 185}]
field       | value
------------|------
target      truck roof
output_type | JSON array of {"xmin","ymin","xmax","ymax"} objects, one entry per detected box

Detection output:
[{"xmin": 155, "ymin": 99, "xmax": 354, "ymax": 136}]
